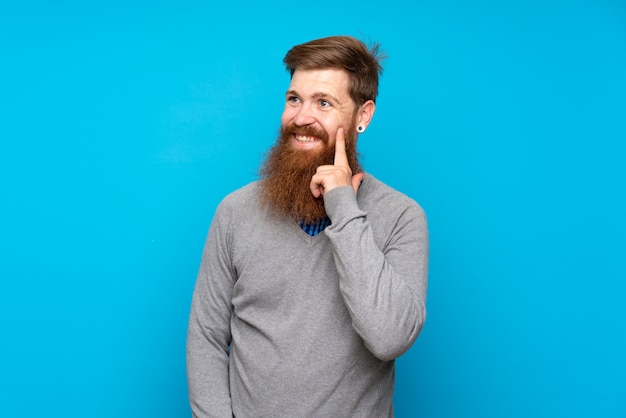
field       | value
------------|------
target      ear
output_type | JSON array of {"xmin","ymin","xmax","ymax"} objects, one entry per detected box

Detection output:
[{"xmin": 355, "ymin": 100, "xmax": 376, "ymax": 133}]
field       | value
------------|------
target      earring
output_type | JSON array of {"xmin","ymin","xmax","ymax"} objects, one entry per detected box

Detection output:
[{"xmin": 357, "ymin": 125, "xmax": 364, "ymax": 132}]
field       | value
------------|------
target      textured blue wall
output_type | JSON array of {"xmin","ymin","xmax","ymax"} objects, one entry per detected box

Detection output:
[{"xmin": 1, "ymin": 1, "xmax": 624, "ymax": 417}]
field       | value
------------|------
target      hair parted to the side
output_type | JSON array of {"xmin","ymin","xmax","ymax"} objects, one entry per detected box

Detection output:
[{"xmin": 283, "ymin": 36, "xmax": 385, "ymax": 107}]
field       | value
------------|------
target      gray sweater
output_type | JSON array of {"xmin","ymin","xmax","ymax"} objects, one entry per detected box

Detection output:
[{"xmin": 187, "ymin": 174, "xmax": 429, "ymax": 417}]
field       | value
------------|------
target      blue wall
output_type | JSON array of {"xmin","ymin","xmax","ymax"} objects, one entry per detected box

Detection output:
[{"xmin": 1, "ymin": 1, "xmax": 624, "ymax": 417}]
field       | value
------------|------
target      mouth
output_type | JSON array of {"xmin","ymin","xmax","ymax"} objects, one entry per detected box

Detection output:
[
  {"xmin": 294, "ymin": 134, "xmax": 320, "ymax": 143},
  {"xmin": 291, "ymin": 132, "xmax": 324, "ymax": 149}
]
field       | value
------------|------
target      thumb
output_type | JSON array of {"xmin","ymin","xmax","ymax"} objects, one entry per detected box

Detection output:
[{"xmin": 351, "ymin": 172, "xmax": 365, "ymax": 194}]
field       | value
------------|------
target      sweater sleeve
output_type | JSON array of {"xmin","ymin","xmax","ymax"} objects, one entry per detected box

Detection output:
[
  {"xmin": 323, "ymin": 184, "xmax": 429, "ymax": 361},
  {"xmin": 186, "ymin": 202, "xmax": 235, "ymax": 418}
]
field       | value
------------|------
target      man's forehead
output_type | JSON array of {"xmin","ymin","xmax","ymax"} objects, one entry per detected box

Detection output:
[{"xmin": 288, "ymin": 68, "xmax": 351, "ymax": 95}]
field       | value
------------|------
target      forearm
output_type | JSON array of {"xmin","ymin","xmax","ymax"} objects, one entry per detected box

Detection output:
[
  {"xmin": 187, "ymin": 323, "xmax": 232, "ymax": 417},
  {"xmin": 187, "ymin": 274, "xmax": 234, "ymax": 417},
  {"xmin": 324, "ymin": 186, "xmax": 429, "ymax": 361}
]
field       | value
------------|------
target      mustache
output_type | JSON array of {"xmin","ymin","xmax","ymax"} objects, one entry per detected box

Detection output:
[{"xmin": 281, "ymin": 123, "xmax": 329, "ymax": 143}]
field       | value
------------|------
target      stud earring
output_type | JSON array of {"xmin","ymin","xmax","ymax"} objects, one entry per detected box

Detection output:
[{"xmin": 357, "ymin": 125, "xmax": 364, "ymax": 132}]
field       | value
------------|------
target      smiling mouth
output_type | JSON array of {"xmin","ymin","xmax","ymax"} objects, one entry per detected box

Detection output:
[{"xmin": 294, "ymin": 134, "xmax": 320, "ymax": 143}]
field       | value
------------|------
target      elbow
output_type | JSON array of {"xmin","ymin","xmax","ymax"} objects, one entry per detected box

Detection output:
[
  {"xmin": 367, "ymin": 343, "xmax": 407, "ymax": 362},
  {"xmin": 365, "ymin": 308, "xmax": 427, "ymax": 362}
]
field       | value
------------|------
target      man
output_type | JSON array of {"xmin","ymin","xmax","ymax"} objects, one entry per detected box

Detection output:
[{"xmin": 187, "ymin": 35, "xmax": 428, "ymax": 417}]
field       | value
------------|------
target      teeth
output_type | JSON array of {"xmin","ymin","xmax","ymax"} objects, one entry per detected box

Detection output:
[{"xmin": 295, "ymin": 135, "xmax": 317, "ymax": 143}]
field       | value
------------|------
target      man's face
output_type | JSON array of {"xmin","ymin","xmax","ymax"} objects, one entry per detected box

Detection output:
[
  {"xmin": 259, "ymin": 68, "xmax": 362, "ymax": 224},
  {"xmin": 281, "ymin": 68, "xmax": 358, "ymax": 155}
]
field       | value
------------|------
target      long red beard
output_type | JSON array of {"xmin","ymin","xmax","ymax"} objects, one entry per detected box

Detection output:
[{"xmin": 259, "ymin": 122, "xmax": 360, "ymax": 224}]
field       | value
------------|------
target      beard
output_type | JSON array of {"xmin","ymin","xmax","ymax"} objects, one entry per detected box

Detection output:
[{"xmin": 259, "ymin": 121, "xmax": 361, "ymax": 224}]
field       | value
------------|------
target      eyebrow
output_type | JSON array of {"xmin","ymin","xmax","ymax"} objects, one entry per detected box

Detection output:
[{"xmin": 286, "ymin": 90, "xmax": 343, "ymax": 105}]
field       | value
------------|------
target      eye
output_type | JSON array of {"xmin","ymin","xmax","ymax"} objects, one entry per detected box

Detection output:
[
  {"xmin": 287, "ymin": 95, "xmax": 300, "ymax": 104},
  {"xmin": 319, "ymin": 99, "xmax": 330, "ymax": 108}
]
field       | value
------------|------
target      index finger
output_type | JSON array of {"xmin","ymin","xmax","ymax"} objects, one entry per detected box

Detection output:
[{"xmin": 333, "ymin": 127, "xmax": 349, "ymax": 167}]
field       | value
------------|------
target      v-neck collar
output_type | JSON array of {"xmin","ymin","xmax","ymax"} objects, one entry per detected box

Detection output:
[{"xmin": 290, "ymin": 219, "xmax": 329, "ymax": 246}]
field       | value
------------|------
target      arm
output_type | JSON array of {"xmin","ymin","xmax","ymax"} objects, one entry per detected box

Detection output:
[
  {"xmin": 323, "ymin": 185, "xmax": 428, "ymax": 361},
  {"xmin": 311, "ymin": 128, "xmax": 428, "ymax": 361},
  {"xmin": 187, "ymin": 203, "xmax": 235, "ymax": 417}
]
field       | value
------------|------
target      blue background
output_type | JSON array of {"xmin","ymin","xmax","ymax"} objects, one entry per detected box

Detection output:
[{"xmin": 1, "ymin": 0, "xmax": 625, "ymax": 417}]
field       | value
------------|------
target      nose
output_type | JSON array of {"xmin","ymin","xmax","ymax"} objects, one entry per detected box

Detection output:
[{"xmin": 293, "ymin": 104, "xmax": 315, "ymax": 127}]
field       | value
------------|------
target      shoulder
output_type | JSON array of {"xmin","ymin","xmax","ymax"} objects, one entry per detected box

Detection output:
[
  {"xmin": 357, "ymin": 173, "xmax": 428, "ymax": 247},
  {"xmin": 220, "ymin": 181, "xmax": 260, "ymax": 206},
  {"xmin": 214, "ymin": 181, "xmax": 262, "ymax": 220},
  {"xmin": 359, "ymin": 174, "xmax": 426, "ymax": 219}
]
